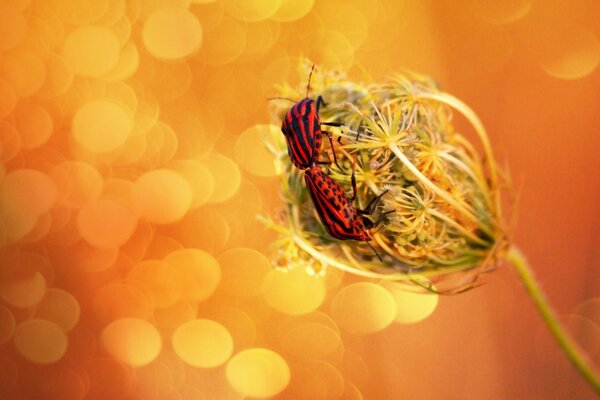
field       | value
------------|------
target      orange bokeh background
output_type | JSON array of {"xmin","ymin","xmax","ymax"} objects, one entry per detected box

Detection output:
[{"xmin": 1, "ymin": 0, "xmax": 599, "ymax": 399}]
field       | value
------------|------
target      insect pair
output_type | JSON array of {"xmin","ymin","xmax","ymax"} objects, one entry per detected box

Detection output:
[{"xmin": 274, "ymin": 66, "xmax": 390, "ymax": 261}]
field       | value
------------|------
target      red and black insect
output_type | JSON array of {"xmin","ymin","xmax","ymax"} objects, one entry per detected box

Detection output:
[
  {"xmin": 274, "ymin": 66, "xmax": 343, "ymax": 170},
  {"xmin": 304, "ymin": 163, "xmax": 391, "ymax": 261}
]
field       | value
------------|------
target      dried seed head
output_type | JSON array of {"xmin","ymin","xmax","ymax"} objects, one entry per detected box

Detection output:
[{"xmin": 261, "ymin": 60, "xmax": 509, "ymax": 293}]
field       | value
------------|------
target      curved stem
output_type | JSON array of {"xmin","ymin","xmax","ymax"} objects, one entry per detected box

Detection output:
[{"xmin": 507, "ymin": 246, "xmax": 600, "ymax": 394}]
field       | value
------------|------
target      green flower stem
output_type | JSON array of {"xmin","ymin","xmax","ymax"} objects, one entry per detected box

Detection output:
[{"xmin": 508, "ymin": 246, "xmax": 600, "ymax": 394}]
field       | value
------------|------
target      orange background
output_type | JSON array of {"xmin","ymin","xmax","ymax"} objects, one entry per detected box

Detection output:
[{"xmin": 0, "ymin": 0, "xmax": 599, "ymax": 399}]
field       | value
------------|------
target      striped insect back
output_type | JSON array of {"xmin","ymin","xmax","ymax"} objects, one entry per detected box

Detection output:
[
  {"xmin": 275, "ymin": 65, "xmax": 342, "ymax": 170},
  {"xmin": 281, "ymin": 98, "xmax": 322, "ymax": 169},
  {"xmin": 304, "ymin": 164, "xmax": 367, "ymax": 241},
  {"xmin": 304, "ymin": 164, "xmax": 390, "ymax": 261}
]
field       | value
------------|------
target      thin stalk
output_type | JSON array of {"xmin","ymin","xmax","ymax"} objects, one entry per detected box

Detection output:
[{"xmin": 508, "ymin": 246, "xmax": 600, "ymax": 394}]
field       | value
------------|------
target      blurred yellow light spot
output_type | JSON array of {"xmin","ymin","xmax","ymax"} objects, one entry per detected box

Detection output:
[
  {"xmin": 272, "ymin": 0, "xmax": 314, "ymax": 22},
  {"xmin": 15, "ymin": 103, "xmax": 53, "ymax": 149},
  {"xmin": 0, "ymin": 4, "xmax": 26, "ymax": 51},
  {"xmin": 93, "ymin": 283, "xmax": 154, "ymax": 323},
  {"xmin": 168, "ymin": 160, "xmax": 215, "ymax": 209},
  {"xmin": 34, "ymin": 288, "xmax": 80, "ymax": 331},
  {"xmin": 2, "ymin": 50, "xmax": 46, "ymax": 97},
  {"xmin": 0, "ymin": 261, "xmax": 46, "ymax": 308},
  {"xmin": 1, "ymin": 169, "xmax": 57, "ymax": 217},
  {"xmin": 219, "ymin": 247, "xmax": 272, "ymax": 297},
  {"xmin": 540, "ymin": 24, "xmax": 600, "ymax": 80},
  {"xmin": 21, "ymin": 211, "xmax": 52, "ymax": 243},
  {"xmin": 0, "ymin": 79, "xmax": 17, "ymax": 119},
  {"xmin": 173, "ymin": 319, "xmax": 233, "ymax": 368},
  {"xmin": 73, "ymin": 99, "xmax": 133, "ymax": 153},
  {"xmin": 73, "ymin": 242, "xmax": 120, "ymax": 272},
  {"xmin": 234, "ymin": 124, "xmax": 279, "ymax": 177},
  {"xmin": 128, "ymin": 260, "xmax": 184, "ymax": 308},
  {"xmin": 223, "ymin": 0, "xmax": 281, "ymax": 21},
  {"xmin": 104, "ymin": 41, "xmax": 140, "ymax": 81},
  {"xmin": 51, "ymin": 161, "xmax": 103, "ymax": 208},
  {"xmin": 60, "ymin": 0, "xmax": 110, "ymax": 25},
  {"xmin": 280, "ymin": 322, "xmax": 341, "ymax": 359},
  {"xmin": 63, "ymin": 25, "xmax": 120, "ymax": 77},
  {"xmin": 143, "ymin": 8, "xmax": 202, "ymax": 60},
  {"xmin": 0, "ymin": 305, "xmax": 15, "ymax": 344},
  {"xmin": 318, "ymin": 2, "xmax": 368, "ymax": 45},
  {"xmin": 244, "ymin": 21, "xmax": 280, "ymax": 55},
  {"xmin": 77, "ymin": 197, "xmax": 137, "ymax": 249},
  {"xmin": 99, "ymin": 0, "xmax": 126, "ymax": 25},
  {"xmin": 262, "ymin": 266, "xmax": 326, "ymax": 315},
  {"xmin": 101, "ymin": 318, "xmax": 162, "ymax": 367},
  {"xmin": 14, "ymin": 319, "xmax": 68, "ymax": 364},
  {"xmin": 287, "ymin": 360, "xmax": 344, "ymax": 400},
  {"xmin": 207, "ymin": 307, "xmax": 257, "ymax": 348},
  {"xmin": 469, "ymin": 0, "xmax": 532, "ymax": 24},
  {"xmin": 331, "ymin": 282, "xmax": 397, "ymax": 335},
  {"xmin": 201, "ymin": 17, "xmax": 245, "ymax": 65},
  {"xmin": 132, "ymin": 169, "xmax": 192, "ymax": 224},
  {"xmin": 0, "ymin": 120, "xmax": 20, "ymax": 161},
  {"xmin": 37, "ymin": 54, "xmax": 74, "ymax": 98},
  {"xmin": 226, "ymin": 348, "xmax": 290, "ymax": 398},
  {"xmin": 313, "ymin": 30, "xmax": 355, "ymax": 71},
  {"xmin": 381, "ymin": 282, "xmax": 438, "ymax": 324},
  {"xmin": 110, "ymin": 14, "xmax": 132, "ymax": 45},
  {"xmin": 203, "ymin": 153, "xmax": 241, "ymax": 204},
  {"xmin": 164, "ymin": 248, "xmax": 221, "ymax": 303}
]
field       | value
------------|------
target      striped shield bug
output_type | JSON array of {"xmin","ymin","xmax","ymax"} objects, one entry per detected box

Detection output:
[
  {"xmin": 303, "ymin": 163, "xmax": 391, "ymax": 261},
  {"xmin": 272, "ymin": 65, "xmax": 343, "ymax": 170}
]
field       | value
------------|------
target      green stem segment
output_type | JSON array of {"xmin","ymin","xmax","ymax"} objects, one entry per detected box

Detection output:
[{"xmin": 507, "ymin": 246, "xmax": 600, "ymax": 394}]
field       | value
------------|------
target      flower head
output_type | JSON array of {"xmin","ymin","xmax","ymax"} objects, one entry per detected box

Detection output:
[{"xmin": 262, "ymin": 60, "xmax": 509, "ymax": 293}]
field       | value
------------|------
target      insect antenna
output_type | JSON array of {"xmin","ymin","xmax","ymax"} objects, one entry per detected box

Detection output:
[
  {"xmin": 306, "ymin": 64, "xmax": 315, "ymax": 98},
  {"xmin": 267, "ymin": 97, "xmax": 297, "ymax": 103}
]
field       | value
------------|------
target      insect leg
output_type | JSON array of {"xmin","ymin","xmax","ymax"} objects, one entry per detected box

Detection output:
[
  {"xmin": 322, "ymin": 130, "xmax": 343, "ymax": 171},
  {"xmin": 357, "ymin": 190, "xmax": 389, "ymax": 216},
  {"xmin": 366, "ymin": 240, "xmax": 383, "ymax": 262}
]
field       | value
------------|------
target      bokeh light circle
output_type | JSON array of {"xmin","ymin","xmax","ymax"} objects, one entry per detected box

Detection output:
[
  {"xmin": 127, "ymin": 260, "xmax": 184, "ymax": 308},
  {"xmin": 77, "ymin": 197, "xmax": 137, "ymax": 248},
  {"xmin": 15, "ymin": 104, "xmax": 54, "ymax": 149},
  {"xmin": 331, "ymin": 282, "xmax": 397, "ymax": 335},
  {"xmin": 222, "ymin": 0, "xmax": 281, "ymax": 22},
  {"xmin": 172, "ymin": 319, "xmax": 233, "ymax": 368},
  {"xmin": 381, "ymin": 282, "xmax": 439, "ymax": 324},
  {"xmin": 0, "ymin": 3, "xmax": 27, "ymax": 51},
  {"xmin": 73, "ymin": 99, "xmax": 133, "ymax": 153},
  {"xmin": 234, "ymin": 124, "xmax": 279, "ymax": 177},
  {"xmin": 164, "ymin": 248, "xmax": 221, "ymax": 303},
  {"xmin": 262, "ymin": 267, "xmax": 326, "ymax": 315},
  {"xmin": 101, "ymin": 318, "xmax": 162, "ymax": 367},
  {"xmin": 143, "ymin": 7, "xmax": 203, "ymax": 60},
  {"xmin": 226, "ymin": 348, "xmax": 290, "ymax": 398},
  {"xmin": 34, "ymin": 288, "xmax": 80, "ymax": 331},
  {"xmin": 132, "ymin": 169, "xmax": 193, "ymax": 224},
  {"xmin": 0, "ymin": 305, "xmax": 15, "ymax": 344},
  {"xmin": 271, "ymin": 0, "xmax": 315, "ymax": 22},
  {"xmin": 14, "ymin": 319, "xmax": 68, "ymax": 364},
  {"xmin": 63, "ymin": 25, "xmax": 120, "ymax": 77}
]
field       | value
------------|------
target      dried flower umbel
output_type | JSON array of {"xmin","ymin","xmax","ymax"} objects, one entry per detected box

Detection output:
[
  {"xmin": 261, "ymin": 61, "xmax": 509, "ymax": 293},
  {"xmin": 261, "ymin": 61, "xmax": 600, "ymax": 393}
]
